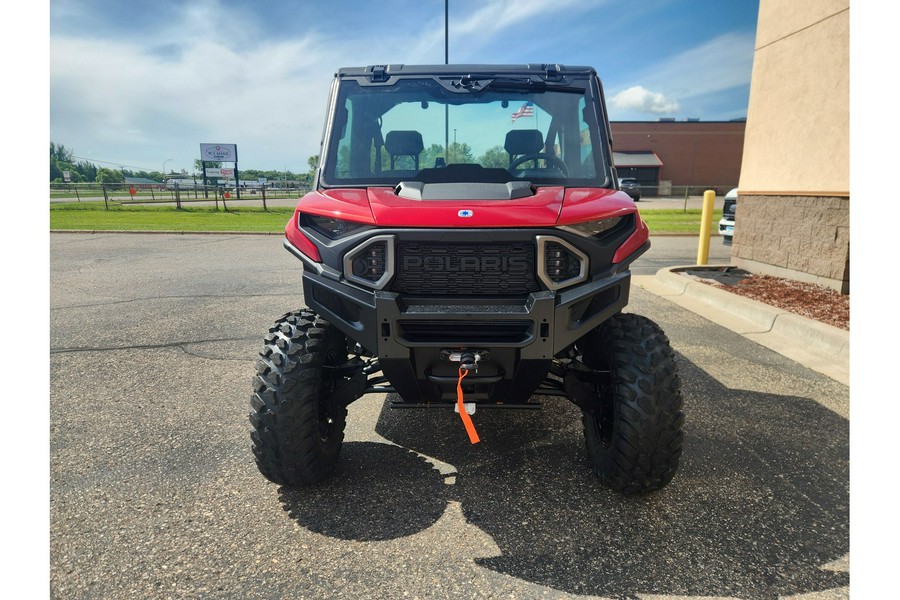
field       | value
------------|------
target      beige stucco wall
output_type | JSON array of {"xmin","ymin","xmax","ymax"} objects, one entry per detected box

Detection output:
[
  {"xmin": 733, "ymin": 0, "xmax": 850, "ymax": 293},
  {"xmin": 738, "ymin": 0, "xmax": 849, "ymax": 195}
]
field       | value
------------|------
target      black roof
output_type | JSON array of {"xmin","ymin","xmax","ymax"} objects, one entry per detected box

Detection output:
[{"xmin": 336, "ymin": 64, "xmax": 596, "ymax": 78}]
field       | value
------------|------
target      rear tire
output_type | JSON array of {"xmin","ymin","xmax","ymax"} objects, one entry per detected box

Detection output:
[
  {"xmin": 250, "ymin": 309, "xmax": 348, "ymax": 486},
  {"xmin": 580, "ymin": 313, "xmax": 684, "ymax": 494}
]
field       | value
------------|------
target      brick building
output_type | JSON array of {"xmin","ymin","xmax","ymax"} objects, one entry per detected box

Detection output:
[{"xmin": 610, "ymin": 121, "xmax": 746, "ymax": 193}]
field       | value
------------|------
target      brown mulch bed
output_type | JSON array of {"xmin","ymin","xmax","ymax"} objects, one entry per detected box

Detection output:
[{"xmin": 696, "ymin": 273, "xmax": 849, "ymax": 330}]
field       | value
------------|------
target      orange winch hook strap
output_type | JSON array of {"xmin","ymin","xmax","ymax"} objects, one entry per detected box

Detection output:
[{"xmin": 456, "ymin": 368, "xmax": 480, "ymax": 444}]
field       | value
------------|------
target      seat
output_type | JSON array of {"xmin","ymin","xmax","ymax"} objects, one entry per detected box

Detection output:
[
  {"xmin": 504, "ymin": 130, "xmax": 544, "ymax": 168},
  {"xmin": 384, "ymin": 130, "xmax": 424, "ymax": 171}
]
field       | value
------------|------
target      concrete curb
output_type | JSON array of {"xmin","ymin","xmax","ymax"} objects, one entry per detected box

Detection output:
[{"xmin": 640, "ymin": 265, "xmax": 849, "ymax": 385}]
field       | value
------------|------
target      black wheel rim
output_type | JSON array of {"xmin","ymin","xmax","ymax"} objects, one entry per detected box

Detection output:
[
  {"xmin": 585, "ymin": 348, "xmax": 615, "ymax": 449},
  {"xmin": 590, "ymin": 382, "xmax": 615, "ymax": 448},
  {"xmin": 317, "ymin": 350, "xmax": 341, "ymax": 441}
]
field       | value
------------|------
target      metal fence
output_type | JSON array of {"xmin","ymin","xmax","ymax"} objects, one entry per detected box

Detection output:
[
  {"xmin": 637, "ymin": 184, "xmax": 737, "ymax": 198},
  {"xmin": 50, "ymin": 182, "xmax": 735, "ymax": 209},
  {"xmin": 50, "ymin": 182, "xmax": 312, "ymax": 210}
]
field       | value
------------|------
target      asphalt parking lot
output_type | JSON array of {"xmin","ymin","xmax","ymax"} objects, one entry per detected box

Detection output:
[{"xmin": 49, "ymin": 232, "xmax": 848, "ymax": 599}]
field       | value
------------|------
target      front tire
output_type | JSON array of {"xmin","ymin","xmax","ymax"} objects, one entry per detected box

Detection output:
[
  {"xmin": 250, "ymin": 309, "xmax": 348, "ymax": 486},
  {"xmin": 580, "ymin": 313, "xmax": 684, "ymax": 494}
]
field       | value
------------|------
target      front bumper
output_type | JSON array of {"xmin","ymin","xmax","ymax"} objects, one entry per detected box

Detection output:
[
  {"xmin": 301, "ymin": 266, "xmax": 631, "ymax": 404},
  {"xmin": 719, "ymin": 217, "xmax": 734, "ymax": 243}
]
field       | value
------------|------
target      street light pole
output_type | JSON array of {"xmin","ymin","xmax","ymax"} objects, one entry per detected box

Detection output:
[
  {"xmin": 162, "ymin": 158, "xmax": 172, "ymax": 185},
  {"xmin": 444, "ymin": 0, "xmax": 449, "ymax": 164}
]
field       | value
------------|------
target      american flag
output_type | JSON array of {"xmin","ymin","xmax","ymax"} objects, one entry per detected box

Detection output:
[{"xmin": 511, "ymin": 101, "xmax": 534, "ymax": 122}]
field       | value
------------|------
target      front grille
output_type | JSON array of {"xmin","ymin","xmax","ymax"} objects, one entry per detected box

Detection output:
[
  {"xmin": 393, "ymin": 242, "xmax": 539, "ymax": 296},
  {"xmin": 397, "ymin": 320, "xmax": 533, "ymax": 344},
  {"xmin": 723, "ymin": 200, "xmax": 736, "ymax": 219}
]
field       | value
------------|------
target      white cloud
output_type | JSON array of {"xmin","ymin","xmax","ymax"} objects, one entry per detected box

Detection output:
[
  {"xmin": 448, "ymin": 0, "xmax": 597, "ymax": 60},
  {"xmin": 606, "ymin": 31, "xmax": 754, "ymax": 119},
  {"xmin": 610, "ymin": 86, "xmax": 680, "ymax": 114},
  {"xmin": 454, "ymin": 0, "xmax": 588, "ymax": 37},
  {"xmin": 48, "ymin": 1, "xmax": 753, "ymax": 169},
  {"xmin": 628, "ymin": 32, "xmax": 756, "ymax": 100},
  {"xmin": 49, "ymin": 1, "xmax": 353, "ymax": 172}
]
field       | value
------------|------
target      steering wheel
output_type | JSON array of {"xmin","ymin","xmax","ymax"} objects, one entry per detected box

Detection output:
[{"xmin": 509, "ymin": 153, "xmax": 569, "ymax": 177}]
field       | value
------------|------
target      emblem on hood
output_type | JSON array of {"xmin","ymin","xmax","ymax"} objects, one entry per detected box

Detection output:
[{"xmin": 458, "ymin": 209, "xmax": 474, "ymax": 218}]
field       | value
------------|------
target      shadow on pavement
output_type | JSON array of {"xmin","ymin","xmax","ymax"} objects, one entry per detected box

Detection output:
[
  {"xmin": 278, "ymin": 355, "xmax": 848, "ymax": 599},
  {"xmin": 278, "ymin": 442, "xmax": 449, "ymax": 541}
]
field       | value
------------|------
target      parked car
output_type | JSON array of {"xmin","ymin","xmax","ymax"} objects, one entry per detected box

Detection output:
[
  {"xmin": 718, "ymin": 188, "xmax": 737, "ymax": 245},
  {"xmin": 617, "ymin": 177, "xmax": 641, "ymax": 201}
]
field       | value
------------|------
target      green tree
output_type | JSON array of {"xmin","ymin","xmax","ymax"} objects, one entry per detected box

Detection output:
[
  {"xmin": 337, "ymin": 147, "xmax": 351, "ymax": 177},
  {"xmin": 446, "ymin": 142, "xmax": 474, "ymax": 165},
  {"xmin": 50, "ymin": 142, "xmax": 75, "ymax": 181},
  {"xmin": 50, "ymin": 142, "xmax": 74, "ymax": 163},
  {"xmin": 194, "ymin": 159, "xmax": 222, "ymax": 181},
  {"xmin": 419, "ymin": 143, "xmax": 445, "ymax": 170},
  {"xmin": 75, "ymin": 160, "xmax": 97, "ymax": 182},
  {"xmin": 95, "ymin": 168, "xmax": 124, "ymax": 184},
  {"xmin": 478, "ymin": 145, "xmax": 510, "ymax": 169},
  {"xmin": 53, "ymin": 162, "xmax": 84, "ymax": 183}
]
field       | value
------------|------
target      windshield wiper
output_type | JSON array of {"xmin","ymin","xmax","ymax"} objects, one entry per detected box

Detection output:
[{"xmin": 448, "ymin": 76, "xmax": 582, "ymax": 94}]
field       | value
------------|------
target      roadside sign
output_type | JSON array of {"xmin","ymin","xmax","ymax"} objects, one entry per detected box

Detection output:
[
  {"xmin": 63, "ymin": 171, "xmax": 71, "ymax": 183},
  {"xmin": 200, "ymin": 144, "xmax": 237, "ymax": 162},
  {"xmin": 205, "ymin": 168, "xmax": 234, "ymax": 178}
]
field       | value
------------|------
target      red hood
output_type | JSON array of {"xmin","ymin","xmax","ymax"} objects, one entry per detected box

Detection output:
[{"xmin": 293, "ymin": 186, "xmax": 638, "ymax": 228}]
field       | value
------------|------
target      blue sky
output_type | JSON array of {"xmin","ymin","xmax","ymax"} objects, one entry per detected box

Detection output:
[{"xmin": 49, "ymin": 0, "xmax": 760, "ymax": 174}]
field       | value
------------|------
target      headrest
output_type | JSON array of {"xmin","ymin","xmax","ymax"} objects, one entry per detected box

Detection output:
[
  {"xmin": 504, "ymin": 130, "xmax": 543, "ymax": 156},
  {"xmin": 385, "ymin": 130, "xmax": 424, "ymax": 156}
]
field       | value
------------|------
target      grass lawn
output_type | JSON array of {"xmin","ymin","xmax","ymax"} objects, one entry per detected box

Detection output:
[
  {"xmin": 638, "ymin": 208, "xmax": 724, "ymax": 234},
  {"xmin": 50, "ymin": 202, "xmax": 294, "ymax": 232},
  {"xmin": 50, "ymin": 202, "xmax": 722, "ymax": 234}
]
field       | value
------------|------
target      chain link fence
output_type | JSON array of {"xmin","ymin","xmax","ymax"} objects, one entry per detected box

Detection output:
[
  {"xmin": 50, "ymin": 181, "xmax": 734, "ymax": 210},
  {"xmin": 50, "ymin": 182, "xmax": 312, "ymax": 210}
]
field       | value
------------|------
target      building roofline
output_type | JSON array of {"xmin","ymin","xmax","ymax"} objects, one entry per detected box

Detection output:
[{"xmin": 610, "ymin": 120, "xmax": 747, "ymax": 124}]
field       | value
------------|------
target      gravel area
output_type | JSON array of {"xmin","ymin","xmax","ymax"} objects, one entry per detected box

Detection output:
[{"xmin": 694, "ymin": 270, "xmax": 849, "ymax": 330}]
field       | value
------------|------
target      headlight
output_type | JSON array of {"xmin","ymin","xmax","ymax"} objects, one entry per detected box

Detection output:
[
  {"xmin": 561, "ymin": 216, "xmax": 626, "ymax": 239},
  {"xmin": 300, "ymin": 213, "xmax": 370, "ymax": 239}
]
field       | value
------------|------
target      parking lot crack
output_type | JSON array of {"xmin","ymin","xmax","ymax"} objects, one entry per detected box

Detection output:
[
  {"xmin": 50, "ymin": 336, "xmax": 258, "ymax": 359},
  {"xmin": 52, "ymin": 293, "xmax": 297, "ymax": 311}
]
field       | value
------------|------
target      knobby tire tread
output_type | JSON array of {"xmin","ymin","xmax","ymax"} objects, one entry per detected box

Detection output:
[
  {"xmin": 582, "ymin": 313, "xmax": 684, "ymax": 494},
  {"xmin": 249, "ymin": 309, "xmax": 347, "ymax": 487}
]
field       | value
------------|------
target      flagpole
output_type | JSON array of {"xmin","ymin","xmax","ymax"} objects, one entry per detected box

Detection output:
[{"xmin": 444, "ymin": 0, "xmax": 449, "ymax": 164}]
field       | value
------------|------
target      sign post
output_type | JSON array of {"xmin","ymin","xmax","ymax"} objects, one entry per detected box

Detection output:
[
  {"xmin": 200, "ymin": 143, "xmax": 239, "ymax": 201},
  {"xmin": 259, "ymin": 177, "xmax": 268, "ymax": 211},
  {"xmin": 62, "ymin": 171, "xmax": 79, "ymax": 201}
]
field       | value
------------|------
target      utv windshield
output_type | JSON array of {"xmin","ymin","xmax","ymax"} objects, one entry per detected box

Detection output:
[{"xmin": 320, "ymin": 76, "xmax": 610, "ymax": 187}]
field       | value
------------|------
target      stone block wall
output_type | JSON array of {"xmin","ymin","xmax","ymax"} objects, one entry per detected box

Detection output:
[{"xmin": 732, "ymin": 194, "xmax": 849, "ymax": 293}]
